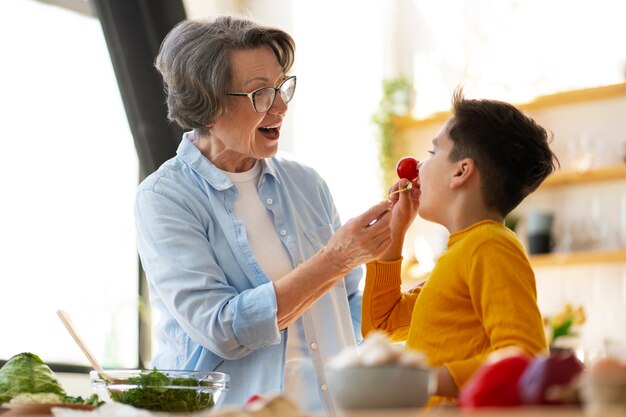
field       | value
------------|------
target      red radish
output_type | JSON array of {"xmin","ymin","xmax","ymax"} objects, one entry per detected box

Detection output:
[
  {"xmin": 396, "ymin": 156, "xmax": 419, "ymax": 181},
  {"xmin": 244, "ymin": 394, "xmax": 264, "ymax": 407},
  {"xmin": 518, "ymin": 353, "xmax": 584, "ymax": 405}
]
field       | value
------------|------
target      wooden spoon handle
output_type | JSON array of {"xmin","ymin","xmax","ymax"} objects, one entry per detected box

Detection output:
[{"xmin": 56, "ymin": 309, "xmax": 103, "ymax": 371}]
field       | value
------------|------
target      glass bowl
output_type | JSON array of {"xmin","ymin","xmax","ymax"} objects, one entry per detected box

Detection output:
[{"xmin": 90, "ymin": 369, "xmax": 229, "ymax": 412}]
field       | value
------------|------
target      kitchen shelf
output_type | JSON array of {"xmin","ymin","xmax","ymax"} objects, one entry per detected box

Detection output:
[
  {"xmin": 392, "ymin": 83, "xmax": 626, "ymax": 271},
  {"xmin": 540, "ymin": 165, "xmax": 626, "ymax": 188},
  {"xmin": 530, "ymin": 248, "xmax": 626, "ymax": 267},
  {"xmin": 392, "ymin": 82, "xmax": 626, "ymax": 130}
]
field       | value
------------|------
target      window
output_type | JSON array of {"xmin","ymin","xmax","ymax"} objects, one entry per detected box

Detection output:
[
  {"xmin": 208, "ymin": 1, "xmax": 389, "ymax": 220},
  {"xmin": 277, "ymin": 1, "xmax": 388, "ymax": 219},
  {"xmin": 409, "ymin": 0, "xmax": 626, "ymax": 117},
  {"xmin": 0, "ymin": 0, "xmax": 139, "ymax": 369}
]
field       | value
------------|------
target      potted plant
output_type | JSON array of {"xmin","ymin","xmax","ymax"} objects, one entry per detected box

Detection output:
[
  {"xmin": 371, "ymin": 77, "xmax": 414, "ymax": 190},
  {"xmin": 545, "ymin": 303, "xmax": 586, "ymax": 355}
]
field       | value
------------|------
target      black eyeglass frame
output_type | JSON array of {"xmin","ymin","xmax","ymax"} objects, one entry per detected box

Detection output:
[{"xmin": 226, "ymin": 75, "xmax": 297, "ymax": 113}]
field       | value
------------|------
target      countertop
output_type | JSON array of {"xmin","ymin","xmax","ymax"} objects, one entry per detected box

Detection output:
[
  {"xmin": 333, "ymin": 405, "xmax": 622, "ymax": 417},
  {"xmin": 2, "ymin": 404, "xmax": 624, "ymax": 417}
]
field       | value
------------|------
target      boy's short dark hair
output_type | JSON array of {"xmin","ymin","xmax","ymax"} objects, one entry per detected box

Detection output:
[{"xmin": 448, "ymin": 89, "xmax": 559, "ymax": 216}]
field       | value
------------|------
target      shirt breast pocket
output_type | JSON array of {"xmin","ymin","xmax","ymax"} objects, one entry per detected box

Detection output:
[{"xmin": 303, "ymin": 224, "xmax": 333, "ymax": 254}]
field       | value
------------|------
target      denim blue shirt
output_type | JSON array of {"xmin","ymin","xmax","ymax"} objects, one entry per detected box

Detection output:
[{"xmin": 135, "ymin": 135, "xmax": 362, "ymax": 415}]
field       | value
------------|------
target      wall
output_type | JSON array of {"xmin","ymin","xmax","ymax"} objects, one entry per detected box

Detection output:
[{"xmin": 521, "ymin": 91, "xmax": 626, "ymax": 357}]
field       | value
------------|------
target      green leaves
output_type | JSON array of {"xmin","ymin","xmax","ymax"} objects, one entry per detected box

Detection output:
[
  {"xmin": 107, "ymin": 369, "xmax": 214, "ymax": 412},
  {"xmin": 371, "ymin": 77, "xmax": 414, "ymax": 192},
  {"xmin": 63, "ymin": 394, "xmax": 102, "ymax": 405},
  {"xmin": 551, "ymin": 317, "xmax": 575, "ymax": 341},
  {"xmin": 0, "ymin": 352, "xmax": 66, "ymax": 403}
]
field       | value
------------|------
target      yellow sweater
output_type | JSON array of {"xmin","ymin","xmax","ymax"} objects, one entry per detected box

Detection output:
[{"xmin": 362, "ymin": 220, "xmax": 547, "ymax": 397}]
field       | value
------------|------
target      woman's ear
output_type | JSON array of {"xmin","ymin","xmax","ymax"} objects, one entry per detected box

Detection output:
[{"xmin": 449, "ymin": 158, "xmax": 475, "ymax": 189}]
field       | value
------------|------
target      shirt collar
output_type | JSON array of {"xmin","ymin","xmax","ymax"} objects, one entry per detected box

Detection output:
[{"xmin": 176, "ymin": 132, "xmax": 280, "ymax": 190}]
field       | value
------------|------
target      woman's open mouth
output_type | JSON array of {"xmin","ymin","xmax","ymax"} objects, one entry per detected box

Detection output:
[{"xmin": 258, "ymin": 124, "xmax": 280, "ymax": 140}]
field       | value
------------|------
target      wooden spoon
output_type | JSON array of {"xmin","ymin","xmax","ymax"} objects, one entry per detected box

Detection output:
[{"xmin": 56, "ymin": 309, "xmax": 117, "ymax": 382}]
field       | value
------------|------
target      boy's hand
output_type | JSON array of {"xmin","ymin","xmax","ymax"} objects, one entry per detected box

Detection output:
[
  {"xmin": 436, "ymin": 366, "xmax": 459, "ymax": 397},
  {"xmin": 388, "ymin": 178, "xmax": 421, "ymax": 235},
  {"xmin": 378, "ymin": 179, "xmax": 420, "ymax": 261}
]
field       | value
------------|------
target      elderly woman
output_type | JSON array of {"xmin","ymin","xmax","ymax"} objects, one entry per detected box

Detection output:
[{"xmin": 134, "ymin": 16, "xmax": 392, "ymax": 415}]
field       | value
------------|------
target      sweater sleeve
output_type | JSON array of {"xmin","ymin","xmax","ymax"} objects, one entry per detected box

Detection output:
[
  {"xmin": 445, "ymin": 238, "xmax": 548, "ymax": 387},
  {"xmin": 361, "ymin": 258, "xmax": 419, "ymax": 342}
]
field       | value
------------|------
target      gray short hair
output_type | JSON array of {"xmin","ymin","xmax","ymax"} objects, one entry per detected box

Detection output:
[{"xmin": 155, "ymin": 16, "xmax": 295, "ymax": 134}]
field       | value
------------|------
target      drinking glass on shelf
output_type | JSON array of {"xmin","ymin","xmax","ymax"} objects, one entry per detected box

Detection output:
[
  {"xmin": 566, "ymin": 134, "xmax": 594, "ymax": 172},
  {"xmin": 620, "ymin": 193, "xmax": 626, "ymax": 247},
  {"xmin": 588, "ymin": 195, "xmax": 612, "ymax": 251},
  {"xmin": 554, "ymin": 216, "xmax": 570, "ymax": 253},
  {"xmin": 560, "ymin": 195, "xmax": 616, "ymax": 252},
  {"xmin": 565, "ymin": 133, "xmax": 617, "ymax": 172}
]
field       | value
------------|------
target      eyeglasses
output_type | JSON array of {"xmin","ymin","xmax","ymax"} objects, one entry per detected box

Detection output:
[{"xmin": 226, "ymin": 75, "xmax": 296, "ymax": 113}]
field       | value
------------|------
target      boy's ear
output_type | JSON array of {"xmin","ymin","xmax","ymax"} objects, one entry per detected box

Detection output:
[{"xmin": 449, "ymin": 158, "xmax": 475, "ymax": 188}]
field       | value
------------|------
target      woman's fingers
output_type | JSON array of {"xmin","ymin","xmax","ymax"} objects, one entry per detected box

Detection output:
[
  {"xmin": 356, "ymin": 208, "xmax": 393, "ymax": 257},
  {"xmin": 358, "ymin": 200, "xmax": 392, "ymax": 227},
  {"xmin": 325, "ymin": 200, "xmax": 395, "ymax": 270},
  {"xmin": 367, "ymin": 206, "xmax": 391, "ymax": 231}
]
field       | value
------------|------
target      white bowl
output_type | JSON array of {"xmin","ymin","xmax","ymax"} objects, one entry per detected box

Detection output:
[{"xmin": 326, "ymin": 365, "xmax": 434, "ymax": 409}]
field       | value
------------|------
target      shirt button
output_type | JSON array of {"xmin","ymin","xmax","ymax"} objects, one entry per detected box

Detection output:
[
  {"xmin": 279, "ymin": 229, "xmax": 287, "ymax": 236},
  {"xmin": 266, "ymin": 198, "xmax": 273, "ymax": 205},
  {"xmin": 310, "ymin": 342, "xmax": 318, "ymax": 350},
  {"xmin": 321, "ymin": 384, "xmax": 328, "ymax": 392}
]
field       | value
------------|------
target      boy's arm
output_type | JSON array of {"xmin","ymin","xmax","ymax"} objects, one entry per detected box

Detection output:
[
  {"xmin": 361, "ymin": 258, "xmax": 418, "ymax": 341},
  {"xmin": 361, "ymin": 179, "xmax": 422, "ymax": 340}
]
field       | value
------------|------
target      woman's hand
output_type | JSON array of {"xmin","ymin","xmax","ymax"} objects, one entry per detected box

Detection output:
[
  {"xmin": 274, "ymin": 200, "xmax": 392, "ymax": 329},
  {"xmin": 323, "ymin": 200, "xmax": 393, "ymax": 272}
]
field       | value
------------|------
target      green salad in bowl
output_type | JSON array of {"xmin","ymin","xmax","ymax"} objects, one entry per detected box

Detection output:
[{"xmin": 90, "ymin": 369, "xmax": 229, "ymax": 412}]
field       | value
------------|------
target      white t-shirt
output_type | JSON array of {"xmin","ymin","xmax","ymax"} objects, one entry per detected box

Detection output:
[{"xmin": 222, "ymin": 161, "xmax": 320, "ymax": 409}]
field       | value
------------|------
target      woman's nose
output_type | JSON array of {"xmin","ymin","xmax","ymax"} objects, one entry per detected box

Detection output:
[{"xmin": 268, "ymin": 93, "xmax": 288, "ymax": 114}]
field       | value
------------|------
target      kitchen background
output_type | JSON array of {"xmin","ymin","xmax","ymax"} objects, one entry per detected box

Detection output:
[{"xmin": 1, "ymin": 0, "xmax": 625, "ymax": 395}]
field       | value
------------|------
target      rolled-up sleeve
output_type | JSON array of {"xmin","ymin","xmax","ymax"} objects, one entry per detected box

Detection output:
[{"xmin": 233, "ymin": 283, "xmax": 281, "ymax": 347}]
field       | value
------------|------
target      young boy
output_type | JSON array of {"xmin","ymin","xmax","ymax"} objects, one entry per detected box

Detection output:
[{"xmin": 362, "ymin": 89, "xmax": 558, "ymax": 403}]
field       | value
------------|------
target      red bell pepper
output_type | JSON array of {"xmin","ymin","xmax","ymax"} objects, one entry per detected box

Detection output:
[{"xmin": 458, "ymin": 352, "xmax": 532, "ymax": 408}]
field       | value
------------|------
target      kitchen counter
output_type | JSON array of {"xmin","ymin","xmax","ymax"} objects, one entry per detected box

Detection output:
[
  {"xmin": 333, "ymin": 405, "xmax": 622, "ymax": 417},
  {"xmin": 2, "ymin": 404, "xmax": 624, "ymax": 417}
]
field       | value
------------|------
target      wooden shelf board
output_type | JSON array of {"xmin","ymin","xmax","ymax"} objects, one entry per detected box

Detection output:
[
  {"xmin": 519, "ymin": 82, "xmax": 626, "ymax": 112},
  {"xmin": 392, "ymin": 113, "xmax": 448, "ymax": 130},
  {"xmin": 394, "ymin": 82, "xmax": 626, "ymax": 130},
  {"xmin": 530, "ymin": 249, "xmax": 626, "ymax": 267},
  {"xmin": 540, "ymin": 165, "xmax": 626, "ymax": 188}
]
